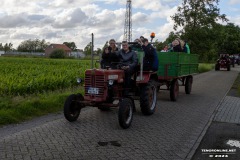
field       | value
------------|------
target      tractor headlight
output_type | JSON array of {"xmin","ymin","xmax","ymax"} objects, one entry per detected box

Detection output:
[{"xmin": 108, "ymin": 80, "xmax": 114, "ymax": 85}]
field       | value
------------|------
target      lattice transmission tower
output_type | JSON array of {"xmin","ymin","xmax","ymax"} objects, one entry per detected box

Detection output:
[{"xmin": 123, "ymin": 0, "xmax": 132, "ymax": 42}]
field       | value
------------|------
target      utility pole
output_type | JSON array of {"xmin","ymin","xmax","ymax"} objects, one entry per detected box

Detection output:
[{"xmin": 124, "ymin": 0, "xmax": 132, "ymax": 42}]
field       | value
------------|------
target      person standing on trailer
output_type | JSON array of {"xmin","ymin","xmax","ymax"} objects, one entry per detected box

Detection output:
[{"xmin": 137, "ymin": 38, "xmax": 159, "ymax": 71}]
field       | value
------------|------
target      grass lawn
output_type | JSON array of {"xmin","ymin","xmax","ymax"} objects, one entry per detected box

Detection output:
[
  {"xmin": 0, "ymin": 87, "xmax": 83, "ymax": 126},
  {"xmin": 232, "ymin": 73, "xmax": 240, "ymax": 96}
]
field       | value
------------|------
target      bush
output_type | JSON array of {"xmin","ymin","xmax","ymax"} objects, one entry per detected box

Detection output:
[
  {"xmin": 198, "ymin": 63, "xmax": 214, "ymax": 73},
  {"xmin": 50, "ymin": 49, "xmax": 65, "ymax": 59}
]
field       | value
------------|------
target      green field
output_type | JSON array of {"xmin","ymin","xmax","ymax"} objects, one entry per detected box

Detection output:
[{"xmin": 0, "ymin": 57, "xmax": 91, "ymax": 96}]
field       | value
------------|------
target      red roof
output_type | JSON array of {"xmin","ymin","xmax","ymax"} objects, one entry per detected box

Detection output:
[{"xmin": 47, "ymin": 44, "xmax": 71, "ymax": 51}]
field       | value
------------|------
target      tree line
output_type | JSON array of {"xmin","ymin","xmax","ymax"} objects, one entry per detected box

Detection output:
[{"xmin": 154, "ymin": 0, "xmax": 240, "ymax": 62}]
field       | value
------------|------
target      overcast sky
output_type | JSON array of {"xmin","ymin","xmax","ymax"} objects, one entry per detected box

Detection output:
[{"xmin": 0, "ymin": 0, "xmax": 239, "ymax": 49}]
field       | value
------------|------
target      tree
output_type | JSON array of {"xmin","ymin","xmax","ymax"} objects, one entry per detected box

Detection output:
[
  {"xmin": 0, "ymin": 43, "xmax": 3, "ymax": 51},
  {"xmin": 102, "ymin": 41, "xmax": 108, "ymax": 51},
  {"xmin": 17, "ymin": 39, "xmax": 49, "ymax": 52},
  {"xmin": 63, "ymin": 42, "xmax": 77, "ymax": 51},
  {"xmin": 171, "ymin": 0, "xmax": 228, "ymax": 62},
  {"xmin": 96, "ymin": 48, "xmax": 102, "ymax": 55},
  {"xmin": 4, "ymin": 43, "xmax": 13, "ymax": 53},
  {"xmin": 217, "ymin": 23, "xmax": 240, "ymax": 55},
  {"xmin": 164, "ymin": 32, "xmax": 179, "ymax": 45},
  {"xmin": 153, "ymin": 40, "xmax": 164, "ymax": 51},
  {"xmin": 172, "ymin": 0, "xmax": 228, "ymax": 32},
  {"xmin": 49, "ymin": 49, "xmax": 65, "ymax": 59},
  {"xmin": 84, "ymin": 42, "xmax": 92, "ymax": 55}
]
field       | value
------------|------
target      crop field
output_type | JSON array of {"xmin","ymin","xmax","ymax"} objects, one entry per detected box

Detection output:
[
  {"xmin": 0, "ymin": 57, "xmax": 213, "ymax": 97},
  {"xmin": 0, "ymin": 57, "xmax": 92, "ymax": 96}
]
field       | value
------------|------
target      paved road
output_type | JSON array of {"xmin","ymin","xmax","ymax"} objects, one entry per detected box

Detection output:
[
  {"xmin": 0, "ymin": 66, "xmax": 239, "ymax": 160},
  {"xmin": 192, "ymin": 84, "xmax": 240, "ymax": 160}
]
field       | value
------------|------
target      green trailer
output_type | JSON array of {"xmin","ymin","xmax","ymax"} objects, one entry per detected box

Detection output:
[
  {"xmin": 156, "ymin": 52, "xmax": 199, "ymax": 101},
  {"xmin": 136, "ymin": 50, "xmax": 199, "ymax": 101}
]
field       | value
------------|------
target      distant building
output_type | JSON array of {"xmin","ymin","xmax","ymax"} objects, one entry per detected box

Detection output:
[
  {"xmin": 45, "ymin": 44, "xmax": 71, "ymax": 57},
  {"xmin": 71, "ymin": 49, "xmax": 86, "ymax": 58}
]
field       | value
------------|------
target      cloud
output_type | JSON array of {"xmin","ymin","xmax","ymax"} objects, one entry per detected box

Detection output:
[
  {"xmin": 0, "ymin": 0, "xmax": 238, "ymax": 50},
  {"xmin": 229, "ymin": 0, "xmax": 240, "ymax": 5},
  {"xmin": 52, "ymin": 8, "xmax": 88, "ymax": 28},
  {"xmin": 0, "ymin": 13, "xmax": 28, "ymax": 28},
  {"xmin": 228, "ymin": 16, "xmax": 240, "ymax": 26}
]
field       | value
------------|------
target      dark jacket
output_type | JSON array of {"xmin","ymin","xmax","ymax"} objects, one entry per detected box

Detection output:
[
  {"xmin": 142, "ymin": 44, "xmax": 158, "ymax": 71},
  {"xmin": 101, "ymin": 46, "xmax": 119, "ymax": 69},
  {"xmin": 173, "ymin": 44, "xmax": 183, "ymax": 52},
  {"xmin": 117, "ymin": 47, "xmax": 138, "ymax": 70}
]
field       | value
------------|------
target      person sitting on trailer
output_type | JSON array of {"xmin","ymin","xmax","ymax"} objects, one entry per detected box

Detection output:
[
  {"xmin": 183, "ymin": 40, "xmax": 190, "ymax": 54},
  {"xmin": 137, "ymin": 38, "xmax": 159, "ymax": 71},
  {"xmin": 167, "ymin": 43, "xmax": 173, "ymax": 52},
  {"xmin": 101, "ymin": 39, "xmax": 119, "ymax": 69},
  {"xmin": 161, "ymin": 45, "xmax": 168, "ymax": 52},
  {"xmin": 118, "ymin": 41, "xmax": 138, "ymax": 95},
  {"xmin": 172, "ymin": 38, "xmax": 185, "ymax": 52}
]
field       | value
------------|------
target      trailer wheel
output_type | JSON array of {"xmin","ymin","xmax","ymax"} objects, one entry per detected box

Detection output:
[
  {"xmin": 215, "ymin": 64, "xmax": 220, "ymax": 71},
  {"xmin": 227, "ymin": 64, "xmax": 231, "ymax": 71},
  {"xmin": 140, "ymin": 81, "xmax": 157, "ymax": 115},
  {"xmin": 185, "ymin": 76, "xmax": 193, "ymax": 94},
  {"xmin": 118, "ymin": 98, "xmax": 133, "ymax": 129},
  {"xmin": 170, "ymin": 79, "xmax": 179, "ymax": 101},
  {"xmin": 64, "ymin": 94, "xmax": 83, "ymax": 122}
]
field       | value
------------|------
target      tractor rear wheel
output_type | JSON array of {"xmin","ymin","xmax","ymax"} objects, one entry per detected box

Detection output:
[
  {"xmin": 64, "ymin": 94, "xmax": 83, "ymax": 122},
  {"xmin": 118, "ymin": 98, "xmax": 133, "ymax": 129},
  {"xmin": 185, "ymin": 76, "xmax": 193, "ymax": 94},
  {"xmin": 140, "ymin": 80, "xmax": 157, "ymax": 115},
  {"xmin": 170, "ymin": 79, "xmax": 179, "ymax": 101}
]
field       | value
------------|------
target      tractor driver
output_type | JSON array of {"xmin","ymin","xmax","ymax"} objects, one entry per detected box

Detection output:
[{"xmin": 118, "ymin": 41, "xmax": 138, "ymax": 95}]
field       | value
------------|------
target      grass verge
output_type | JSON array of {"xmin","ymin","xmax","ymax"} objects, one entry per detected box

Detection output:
[
  {"xmin": 232, "ymin": 73, "xmax": 240, "ymax": 96},
  {"xmin": 0, "ymin": 87, "xmax": 83, "ymax": 126},
  {"xmin": 198, "ymin": 63, "xmax": 214, "ymax": 73}
]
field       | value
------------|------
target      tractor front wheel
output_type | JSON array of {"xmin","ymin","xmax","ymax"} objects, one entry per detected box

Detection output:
[
  {"xmin": 64, "ymin": 94, "xmax": 83, "ymax": 122},
  {"xmin": 118, "ymin": 98, "xmax": 133, "ymax": 129}
]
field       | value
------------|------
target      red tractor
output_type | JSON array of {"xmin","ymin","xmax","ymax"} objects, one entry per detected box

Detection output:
[
  {"xmin": 63, "ymin": 47, "xmax": 158, "ymax": 129},
  {"xmin": 215, "ymin": 54, "xmax": 231, "ymax": 71}
]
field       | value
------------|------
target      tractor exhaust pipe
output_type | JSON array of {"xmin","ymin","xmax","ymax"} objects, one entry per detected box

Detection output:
[{"xmin": 91, "ymin": 33, "xmax": 94, "ymax": 69}]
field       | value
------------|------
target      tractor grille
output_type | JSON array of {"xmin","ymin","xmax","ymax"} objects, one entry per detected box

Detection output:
[{"xmin": 84, "ymin": 74, "xmax": 105, "ymax": 97}]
